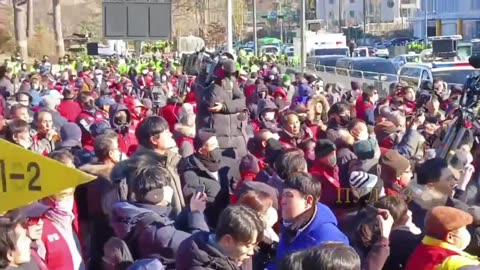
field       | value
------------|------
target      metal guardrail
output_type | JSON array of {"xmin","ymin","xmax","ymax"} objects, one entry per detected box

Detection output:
[{"xmin": 281, "ymin": 64, "xmax": 399, "ymax": 97}]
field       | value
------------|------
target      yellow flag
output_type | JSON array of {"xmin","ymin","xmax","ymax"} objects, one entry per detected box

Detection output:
[{"xmin": 0, "ymin": 140, "xmax": 96, "ymax": 213}]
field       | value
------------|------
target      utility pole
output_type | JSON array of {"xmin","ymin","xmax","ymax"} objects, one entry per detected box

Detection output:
[
  {"xmin": 227, "ymin": 0, "xmax": 233, "ymax": 53},
  {"xmin": 253, "ymin": 0, "xmax": 258, "ymax": 55},
  {"xmin": 300, "ymin": 0, "xmax": 306, "ymax": 72},
  {"xmin": 424, "ymin": 0, "xmax": 428, "ymax": 45},
  {"xmin": 363, "ymin": 0, "xmax": 367, "ymax": 43},
  {"xmin": 338, "ymin": 0, "xmax": 343, "ymax": 33}
]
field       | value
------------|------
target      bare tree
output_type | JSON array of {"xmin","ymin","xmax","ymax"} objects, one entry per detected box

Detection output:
[
  {"xmin": 205, "ymin": 22, "xmax": 226, "ymax": 47},
  {"xmin": 232, "ymin": 0, "xmax": 245, "ymax": 40},
  {"xmin": 52, "ymin": 0, "xmax": 65, "ymax": 56},
  {"xmin": 26, "ymin": 0, "xmax": 33, "ymax": 38},
  {"xmin": 13, "ymin": 0, "xmax": 28, "ymax": 59}
]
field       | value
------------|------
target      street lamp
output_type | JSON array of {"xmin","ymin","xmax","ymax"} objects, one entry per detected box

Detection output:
[
  {"xmin": 227, "ymin": 0, "xmax": 233, "ymax": 53},
  {"xmin": 300, "ymin": 0, "xmax": 306, "ymax": 72},
  {"xmin": 253, "ymin": 0, "xmax": 258, "ymax": 56}
]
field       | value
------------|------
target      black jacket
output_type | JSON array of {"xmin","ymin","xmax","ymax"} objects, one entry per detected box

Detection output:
[
  {"xmin": 179, "ymin": 154, "xmax": 238, "ymax": 228},
  {"xmin": 79, "ymin": 163, "xmax": 116, "ymax": 269},
  {"xmin": 383, "ymin": 229, "xmax": 422, "ymax": 270},
  {"xmin": 176, "ymin": 232, "xmax": 240, "ymax": 270},
  {"xmin": 110, "ymin": 202, "xmax": 209, "ymax": 267},
  {"xmin": 197, "ymin": 77, "xmax": 246, "ymax": 149}
]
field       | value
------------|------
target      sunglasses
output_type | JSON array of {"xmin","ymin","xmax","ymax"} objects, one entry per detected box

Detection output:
[{"xmin": 26, "ymin": 217, "xmax": 41, "ymax": 227}]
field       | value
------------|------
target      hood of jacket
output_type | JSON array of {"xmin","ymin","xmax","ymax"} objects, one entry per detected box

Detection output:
[
  {"xmin": 79, "ymin": 162, "xmax": 115, "ymax": 180},
  {"xmin": 177, "ymin": 232, "xmax": 240, "ymax": 270},
  {"xmin": 109, "ymin": 103, "xmax": 132, "ymax": 130},
  {"xmin": 257, "ymin": 99, "xmax": 278, "ymax": 116},
  {"xmin": 110, "ymin": 201, "xmax": 173, "ymax": 240},
  {"xmin": 174, "ymin": 122, "xmax": 195, "ymax": 138}
]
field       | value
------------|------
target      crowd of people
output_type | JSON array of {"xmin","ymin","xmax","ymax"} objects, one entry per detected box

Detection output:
[{"xmin": 0, "ymin": 52, "xmax": 480, "ymax": 270}]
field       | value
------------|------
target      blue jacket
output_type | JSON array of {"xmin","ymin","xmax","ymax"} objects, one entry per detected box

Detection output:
[{"xmin": 268, "ymin": 203, "xmax": 349, "ymax": 270}]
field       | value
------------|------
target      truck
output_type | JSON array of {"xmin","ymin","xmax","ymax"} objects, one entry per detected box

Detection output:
[{"xmin": 293, "ymin": 31, "xmax": 348, "ymax": 59}]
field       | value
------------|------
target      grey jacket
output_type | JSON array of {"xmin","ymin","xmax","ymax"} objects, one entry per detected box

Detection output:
[
  {"xmin": 0, "ymin": 77, "xmax": 14, "ymax": 98},
  {"xmin": 107, "ymin": 146, "xmax": 185, "ymax": 219},
  {"xmin": 394, "ymin": 129, "xmax": 425, "ymax": 160}
]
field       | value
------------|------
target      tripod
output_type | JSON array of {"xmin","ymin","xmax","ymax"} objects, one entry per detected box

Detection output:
[
  {"xmin": 436, "ymin": 109, "xmax": 474, "ymax": 163},
  {"xmin": 436, "ymin": 72, "xmax": 480, "ymax": 162}
]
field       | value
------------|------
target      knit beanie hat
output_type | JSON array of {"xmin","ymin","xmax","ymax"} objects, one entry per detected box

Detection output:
[
  {"xmin": 239, "ymin": 154, "xmax": 260, "ymax": 177},
  {"xmin": 193, "ymin": 129, "xmax": 216, "ymax": 150},
  {"xmin": 315, "ymin": 139, "xmax": 336, "ymax": 159},
  {"xmin": 353, "ymin": 138, "xmax": 376, "ymax": 160},
  {"xmin": 379, "ymin": 150, "xmax": 409, "ymax": 178},
  {"xmin": 349, "ymin": 171, "xmax": 378, "ymax": 198}
]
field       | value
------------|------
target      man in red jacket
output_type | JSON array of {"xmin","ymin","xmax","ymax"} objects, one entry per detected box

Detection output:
[
  {"xmin": 355, "ymin": 85, "xmax": 378, "ymax": 126},
  {"xmin": 127, "ymin": 99, "xmax": 147, "ymax": 131},
  {"xmin": 57, "ymin": 88, "xmax": 82, "ymax": 122},
  {"xmin": 76, "ymin": 92, "xmax": 105, "ymax": 152},
  {"xmin": 161, "ymin": 96, "xmax": 182, "ymax": 131},
  {"xmin": 310, "ymin": 139, "xmax": 343, "ymax": 209},
  {"xmin": 109, "ymin": 103, "xmax": 138, "ymax": 156}
]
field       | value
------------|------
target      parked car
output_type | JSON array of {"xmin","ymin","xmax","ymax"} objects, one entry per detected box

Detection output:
[
  {"xmin": 306, "ymin": 55, "xmax": 346, "ymax": 73},
  {"xmin": 390, "ymin": 53, "xmax": 420, "ymax": 69},
  {"xmin": 336, "ymin": 57, "xmax": 398, "ymax": 81},
  {"xmin": 374, "ymin": 45, "xmax": 389, "ymax": 58},
  {"xmin": 384, "ymin": 37, "xmax": 414, "ymax": 47}
]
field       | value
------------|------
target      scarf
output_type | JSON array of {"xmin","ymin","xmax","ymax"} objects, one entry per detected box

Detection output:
[{"xmin": 196, "ymin": 153, "xmax": 220, "ymax": 172}]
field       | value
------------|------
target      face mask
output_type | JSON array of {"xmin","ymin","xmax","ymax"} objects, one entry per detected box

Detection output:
[
  {"xmin": 262, "ymin": 65, "xmax": 267, "ymax": 70},
  {"xmin": 163, "ymin": 186, "xmax": 174, "ymax": 204},
  {"xmin": 32, "ymin": 83, "xmax": 39, "ymax": 90},
  {"xmin": 263, "ymin": 111, "xmax": 275, "ymax": 121},
  {"xmin": 56, "ymin": 196, "xmax": 74, "ymax": 213},
  {"xmin": 373, "ymin": 94, "xmax": 379, "ymax": 103},
  {"xmin": 271, "ymin": 68, "xmax": 278, "ymax": 74},
  {"xmin": 326, "ymin": 153, "xmax": 337, "ymax": 167},
  {"xmin": 351, "ymin": 89, "xmax": 361, "ymax": 98},
  {"xmin": 216, "ymin": 68, "xmax": 226, "ymax": 80},
  {"xmin": 269, "ymin": 75, "xmax": 275, "ymax": 80},
  {"xmin": 284, "ymin": 81, "xmax": 291, "ymax": 87},
  {"xmin": 457, "ymin": 227, "xmax": 471, "ymax": 251},
  {"xmin": 265, "ymin": 207, "xmax": 278, "ymax": 228}
]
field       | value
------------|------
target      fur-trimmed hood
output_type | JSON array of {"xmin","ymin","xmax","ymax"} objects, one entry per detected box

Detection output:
[
  {"xmin": 79, "ymin": 163, "xmax": 115, "ymax": 180},
  {"xmin": 408, "ymin": 180, "xmax": 448, "ymax": 210},
  {"xmin": 174, "ymin": 122, "xmax": 196, "ymax": 138}
]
